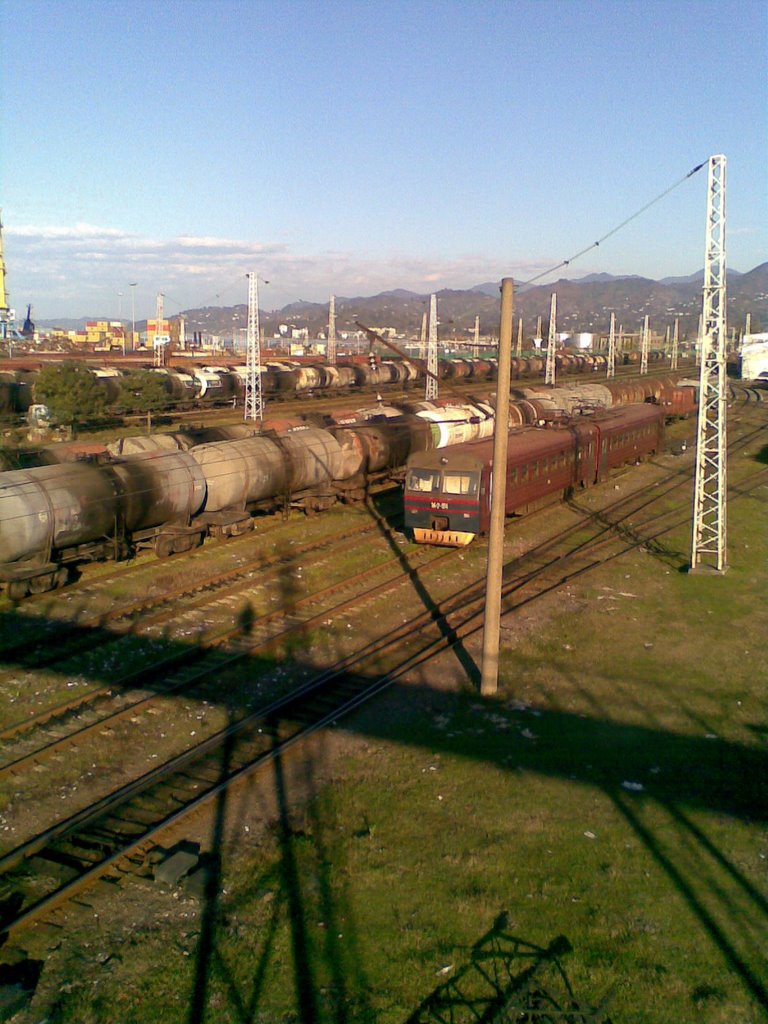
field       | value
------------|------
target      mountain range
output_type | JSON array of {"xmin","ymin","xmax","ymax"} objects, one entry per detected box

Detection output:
[{"xmin": 40, "ymin": 264, "xmax": 766, "ymax": 340}]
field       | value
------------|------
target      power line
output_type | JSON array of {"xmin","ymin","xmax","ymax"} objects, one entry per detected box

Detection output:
[{"xmin": 519, "ymin": 160, "xmax": 708, "ymax": 290}]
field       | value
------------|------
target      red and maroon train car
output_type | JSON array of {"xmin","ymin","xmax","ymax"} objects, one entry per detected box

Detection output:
[{"xmin": 403, "ymin": 403, "xmax": 665, "ymax": 546}]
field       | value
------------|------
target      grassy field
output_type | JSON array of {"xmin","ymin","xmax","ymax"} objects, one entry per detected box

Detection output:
[{"xmin": 11, "ymin": 433, "xmax": 768, "ymax": 1024}]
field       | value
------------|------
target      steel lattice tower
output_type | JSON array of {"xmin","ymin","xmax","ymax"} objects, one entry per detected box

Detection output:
[
  {"xmin": 327, "ymin": 294, "xmax": 337, "ymax": 365},
  {"xmin": 691, "ymin": 154, "xmax": 727, "ymax": 573},
  {"xmin": 640, "ymin": 315, "xmax": 650, "ymax": 375},
  {"xmin": 607, "ymin": 312, "xmax": 616, "ymax": 378},
  {"xmin": 516, "ymin": 316, "xmax": 523, "ymax": 356},
  {"xmin": 244, "ymin": 272, "xmax": 264, "ymax": 422},
  {"xmin": 418, "ymin": 312, "xmax": 427, "ymax": 361},
  {"xmin": 473, "ymin": 315, "xmax": 480, "ymax": 358},
  {"xmin": 153, "ymin": 292, "xmax": 166, "ymax": 367},
  {"xmin": 545, "ymin": 293, "xmax": 557, "ymax": 385},
  {"xmin": 671, "ymin": 318, "xmax": 679, "ymax": 369},
  {"xmin": 426, "ymin": 293, "xmax": 438, "ymax": 400}
]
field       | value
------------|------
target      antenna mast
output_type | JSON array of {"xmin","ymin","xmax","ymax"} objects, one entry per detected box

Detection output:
[
  {"xmin": 244, "ymin": 272, "xmax": 264, "ymax": 421},
  {"xmin": 691, "ymin": 154, "xmax": 727, "ymax": 573},
  {"xmin": 545, "ymin": 292, "xmax": 557, "ymax": 385},
  {"xmin": 607, "ymin": 312, "xmax": 616, "ymax": 378},
  {"xmin": 327, "ymin": 294, "xmax": 337, "ymax": 365},
  {"xmin": 426, "ymin": 293, "xmax": 438, "ymax": 400}
]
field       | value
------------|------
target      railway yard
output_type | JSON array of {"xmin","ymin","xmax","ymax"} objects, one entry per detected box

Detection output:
[{"xmin": 0, "ymin": 377, "xmax": 765, "ymax": 1023}]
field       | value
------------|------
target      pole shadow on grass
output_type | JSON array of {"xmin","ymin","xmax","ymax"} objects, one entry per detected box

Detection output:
[
  {"xmin": 0, "ymin": 600, "xmax": 766, "ymax": 1017},
  {"xmin": 365, "ymin": 493, "xmax": 481, "ymax": 686}
]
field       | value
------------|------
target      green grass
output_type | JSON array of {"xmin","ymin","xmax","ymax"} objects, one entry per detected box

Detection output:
[{"xmin": 12, "ymin": 446, "xmax": 768, "ymax": 1024}]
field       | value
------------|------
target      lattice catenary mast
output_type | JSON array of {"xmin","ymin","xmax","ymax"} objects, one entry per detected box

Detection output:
[
  {"xmin": 671, "ymin": 318, "xmax": 679, "ymax": 369},
  {"xmin": 691, "ymin": 154, "xmax": 727, "ymax": 573},
  {"xmin": 153, "ymin": 292, "xmax": 167, "ymax": 367},
  {"xmin": 244, "ymin": 272, "xmax": 264, "ymax": 422},
  {"xmin": 607, "ymin": 312, "xmax": 616, "ymax": 378},
  {"xmin": 545, "ymin": 292, "xmax": 557, "ymax": 385},
  {"xmin": 640, "ymin": 315, "xmax": 650, "ymax": 375},
  {"xmin": 426, "ymin": 293, "xmax": 438, "ymax": 400},
  {"xmin": 327, "ymin": 294, "xmax": 337, "ymax": 365},
  {"xmin": 472, "ymin": 315, "xmax": 480, "ymax": 358},
  {"xmin": 516, "ymin": 316, "xmax": 523, "ymax": 357}
]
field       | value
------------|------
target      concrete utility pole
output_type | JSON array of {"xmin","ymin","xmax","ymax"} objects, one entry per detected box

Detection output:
[
  {"xmin": 607, "ymin": 312, "xmax": 616, "ymax": 378},
  {"xmin": 545, "ymin": 293, "xmax": 557, "ymax": 385},
  {"xmin": 640, "ymin": 315, "xmax": 650, "ymax": 375},
  {"xmin": 327, "ymin": 294, "xmax": 337, "ymax": 365},
  {"xmin": 244, "ymin": 272, "xmax": 264, "ymax": 422},
  {"xmin": 516, "ymin": 316, "xmax": 523, "ymax": 357},
  {"xmin": 426, "ymin": 293, "xmax": 438, "ymax": 400},
  {"xmin": 671, "ymin": 318, "xmax": 679, "ymax": 369},
  {"xmin": 691, "ymin": 154, "xmax": 728, "ymax": 573},
  {"xmin": 473, "ymin": 315, "xmax": 480, "ymax": 358},
  {"xmin": 480, "ymin": 277, "xmax": 514, "ymax": 696}
]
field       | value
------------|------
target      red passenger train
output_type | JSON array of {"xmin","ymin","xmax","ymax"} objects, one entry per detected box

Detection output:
[{"xmin": 404, "ymin": 403, "xmax": 665, "ymax": 546}]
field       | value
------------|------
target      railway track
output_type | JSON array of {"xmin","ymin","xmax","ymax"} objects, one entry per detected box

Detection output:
[
  {"xmin": 0, "ymin": 390, "xmax": 762, "ymax": 946},
  {"xmin": 0, "ymin": 521, "xmax": 453, "ymax": 783},
  {"xmin": 0, "ymin": 511, "xmax": 402, "ymax": 675}
]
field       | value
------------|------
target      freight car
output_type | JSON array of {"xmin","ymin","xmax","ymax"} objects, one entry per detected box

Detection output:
[
  {"xmin": 0, "ymin": 413, "xmax": 439, "ymax": 599},
  {"xmin": 0, "ymin": 352, "xmax": 694, "ymax": 419},
  {"xmin": 403, "ymin": 403, "xmax": 665, "ymax": 546}
]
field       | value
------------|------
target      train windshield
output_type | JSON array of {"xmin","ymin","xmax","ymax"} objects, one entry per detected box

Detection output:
[
  {"xmin": 406, "ymin": 468, "xmax": 442, "ymax": 493},
  {"xmin": 442, "ymin": 471, "xmax": 479, "ymax": 496}
]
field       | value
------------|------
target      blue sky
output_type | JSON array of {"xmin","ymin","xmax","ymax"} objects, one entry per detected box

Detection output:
[{"xmin": 2, "ymin": 0, "xmax": 765, "ymax": 319}]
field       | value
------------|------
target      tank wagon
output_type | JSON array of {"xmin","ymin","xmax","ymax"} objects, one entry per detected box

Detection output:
[
  {"xmin": 0, "ymin": 353, "xmax": 693, "ymax": 418},
  {"xmin": 0, "ymin": 410, "xmax": 445, "ymax": 598},
  {"xmin": 0, "ymin": 375, "xmax": 692, "ymax": 597},
  {"xmin": 404, "ymin": 403, "xmax": 665, "ymax": 546}
]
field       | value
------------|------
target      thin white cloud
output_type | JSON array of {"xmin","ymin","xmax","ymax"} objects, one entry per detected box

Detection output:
[{"xmin": 3, "ymin": 221, "xmax": 565, "ymax": 318}]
